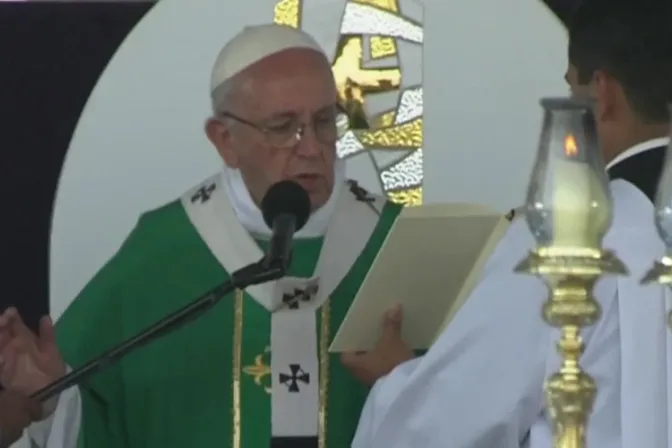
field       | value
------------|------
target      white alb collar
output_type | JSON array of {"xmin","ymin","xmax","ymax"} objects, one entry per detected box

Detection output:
[
  {"xmin": 606, "ymin": 137, "xmax": 670, "ymax": 171},
  {"xmin": 220, "ymin": 158, "xmax": 346, "ymax": 239}
]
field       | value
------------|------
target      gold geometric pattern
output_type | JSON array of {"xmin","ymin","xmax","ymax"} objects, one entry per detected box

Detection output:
[
  {"xmin": 387, "ymin": 186, "xmax": 422, "ymax": 206},
  {"xmin": 354, "ymin": 0, "xmax": 400, "ymax": 59},
  {"xmin": 273, "ymin": 0, "xmax": 301, "ymax": 27},
  {"xmin": 331, "ymin": 36, "xmax": 401, "ymax": 130},
  {"xmin": 372, "ymin": 109, "xmax": 398, "ymax": 128},
  {"xmin": 358, "ymin": 118, "xmax": 422, "ymax": 149},
  {"xmin": 274, "ymin": 0, "xmax": 423, "ymax": 207}
]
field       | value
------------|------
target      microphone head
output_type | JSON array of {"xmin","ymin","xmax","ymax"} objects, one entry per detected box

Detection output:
[{"xmin": 261, "ymin": 180, "xmax": 311, "ymax": 232}]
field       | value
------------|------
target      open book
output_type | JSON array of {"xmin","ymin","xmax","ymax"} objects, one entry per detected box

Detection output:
[{"xmin": 328, "ymin": 203, "xmax": 517, "ymax": 352}]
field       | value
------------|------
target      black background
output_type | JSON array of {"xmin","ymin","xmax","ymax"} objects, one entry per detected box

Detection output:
[
  {"xmin": 0, "ymin": 1, "xmax": 573, "ymax": 332},
  {"xmin": 0, "ymin": 2, "xmax": 155, "ymax": 331}
]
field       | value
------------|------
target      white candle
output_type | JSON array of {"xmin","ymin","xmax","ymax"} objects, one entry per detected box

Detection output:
[{"xmin": 551, "ymin": 157, "xmax": 609, "ymax": 248}]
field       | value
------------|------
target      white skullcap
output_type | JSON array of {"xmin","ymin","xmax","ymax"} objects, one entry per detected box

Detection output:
[{"xmin": 210, "ymin": 24, "xmax": 325, "ymax": 109}]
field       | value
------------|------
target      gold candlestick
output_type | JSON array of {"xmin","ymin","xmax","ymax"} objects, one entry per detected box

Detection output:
[
  {"xmin": 640, "ymin": 105, "xmax": 672, "ymax": 329},
  {"xmin": 515, "ymin": 98, "xmax": 627, "ymax": 448}
]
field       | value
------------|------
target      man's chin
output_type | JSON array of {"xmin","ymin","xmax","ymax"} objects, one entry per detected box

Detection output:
[
  {"xmin": 287, "ymin": 176, "xmax": 332, "ymax": 210},
  {"xmin": 307, "ymin": 189, "xmax": 332, "ymax": 212}
]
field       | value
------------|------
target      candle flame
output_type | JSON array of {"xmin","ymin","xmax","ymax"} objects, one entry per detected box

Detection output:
[{"xmin": 564, "ymin": 134, "xmax": 578, "ymax": 156}]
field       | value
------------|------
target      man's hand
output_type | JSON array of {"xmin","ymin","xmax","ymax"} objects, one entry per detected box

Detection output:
[
  {"xmin": 0, "ymin": 389, "xmax": 41, "ymax": 448},
  {"xmin": 0, "ymin": 308, "xmax": 66, "ymax": 408},
  {"xmin": 340, "ymin": 304, "xmax": 415, "ymax": 386}
]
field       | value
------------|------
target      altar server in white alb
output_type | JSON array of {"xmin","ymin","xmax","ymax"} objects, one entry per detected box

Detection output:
[
  {"xmin": 0, "ymin": 24, "xmax": 412, "ymax": 448},
  {"xmin": 350, "ymin": 2, "xmax": 672, "ymax": 447}
]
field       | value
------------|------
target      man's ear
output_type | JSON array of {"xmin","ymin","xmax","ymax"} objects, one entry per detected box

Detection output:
[
  {"xmin": 591, "ymin": 70, "xmax": 618, "ymax": 123},
  {"xmin": 205, "ymin": 117, "xmax": 239, "ymax": 168}
]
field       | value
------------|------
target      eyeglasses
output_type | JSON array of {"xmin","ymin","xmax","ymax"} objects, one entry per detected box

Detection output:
[{"xmin": 219, "ymin": 104, "xmax": 350, "ymax": 148}]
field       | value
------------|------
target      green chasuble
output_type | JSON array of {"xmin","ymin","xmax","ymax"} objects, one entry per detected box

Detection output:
[{"xmin": 55, "ymin": 179, "xmax": 402, "ymax": 448}]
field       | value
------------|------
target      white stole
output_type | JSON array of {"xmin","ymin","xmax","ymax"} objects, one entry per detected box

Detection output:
[{"xmin": 181, "ymin": 171, "xmax": 385, "ymax": 438}]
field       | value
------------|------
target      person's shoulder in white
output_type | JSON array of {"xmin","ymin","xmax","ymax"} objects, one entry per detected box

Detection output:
[
  {"xmin": 351, "ymin": 178, "xmax": 667, "ymax": 448},
  {"xmin": 602, "ymin": 179, "xmax": 672, "ymax": 448},
  {"xmin": 22, "ymin": 382, "xmax": 81, "ymax": 448}
]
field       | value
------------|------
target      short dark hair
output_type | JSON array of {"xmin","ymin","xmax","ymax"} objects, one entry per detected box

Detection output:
[{"xmin": 568, "ymin": 0, "xmax": 672, "ymax": 123}]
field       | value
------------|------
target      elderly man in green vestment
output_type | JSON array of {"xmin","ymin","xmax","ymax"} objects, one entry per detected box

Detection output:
[{"xmin": 0, "ymin": 24, "xmax": 413, "ymax": 448}]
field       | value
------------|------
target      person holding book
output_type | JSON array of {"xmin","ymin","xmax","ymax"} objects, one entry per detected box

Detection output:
[{"xmin": 351, "ymin": 1, "xmax": 672, "ymax": 447}]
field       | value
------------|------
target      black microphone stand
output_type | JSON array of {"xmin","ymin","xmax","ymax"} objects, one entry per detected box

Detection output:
[{"xmin": 31, "ymin": 258, "xmax": 286, "ymax": 403}]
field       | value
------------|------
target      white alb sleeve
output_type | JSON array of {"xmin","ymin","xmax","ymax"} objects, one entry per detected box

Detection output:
[{"xmin": 25, "ymin": 367, "xmax": 82, "ymax": 448}]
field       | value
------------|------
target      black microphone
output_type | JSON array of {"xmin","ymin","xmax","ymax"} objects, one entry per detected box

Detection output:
[{"xmin": 260, "ymin": 180, "xmax": 311, "ymax": 272}]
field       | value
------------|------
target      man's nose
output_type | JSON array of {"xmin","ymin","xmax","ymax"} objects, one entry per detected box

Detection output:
[{"xmin": 294, "ymin": 127, "xmax": 322, "ymax": 157}]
